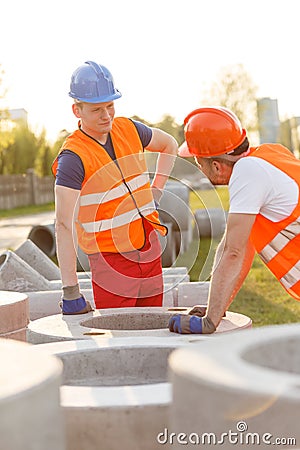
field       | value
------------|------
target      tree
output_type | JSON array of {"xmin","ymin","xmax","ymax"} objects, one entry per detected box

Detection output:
[
  {"xmin": 51, "ymin": 129, "xmax": 70, "ymax": 156},
  {"xmin": 0, "ymin": 65, "xmax": 14, "ymax": 173},
  {"xmin": 130, "ymin": 114, "xmax": 192, "ymax": 178},
  {"xmin": 202, "ymin": 64, "xmax": 258, "ymax": 133},
  {"xmin": 152, "ymin": 114, "xmax": 184, "ymax": 145},
  {"xmin": 131, "ymin": 114, "xmax": 184, "ymax": 144},
  {"xmin": 34, "ymin": 129, "xmax": 53, "ymax": 176},
  {"xmin": 2, "ymin": 122, "xmax": 39, "ymax": 174},
  {"xmin": 130, "ymin": 115, "xmax": 151, "ymax": 127}
]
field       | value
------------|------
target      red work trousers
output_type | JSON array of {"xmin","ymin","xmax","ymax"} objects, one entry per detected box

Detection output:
[{"xmin": 88, "ymin": 220, "xmax": 163, "ymax": 309}]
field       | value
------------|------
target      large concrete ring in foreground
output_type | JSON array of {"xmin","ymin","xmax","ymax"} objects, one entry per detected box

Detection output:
[
  {"xmin": 0, "ymin": 339, "xmax": 64, "ymax": 450},
  {"xmin": 28, "ymin": 306, "xmax": 252, "ymax": 344},
  {"xmin": 0, "ymin": 290, "xmax": 29, "ymax": 341},
  {"xmin": 169, "ymin": 323, "xmax": 300, "ymax": 449},
  {"xmin": 35, "ymin": 337, "xmax": 191, "ymax": 450}
]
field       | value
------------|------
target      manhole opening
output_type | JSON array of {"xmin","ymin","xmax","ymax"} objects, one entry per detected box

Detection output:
[{"xmin": 60, "ymin": 346, "xmax": 177, "ymax": 386}]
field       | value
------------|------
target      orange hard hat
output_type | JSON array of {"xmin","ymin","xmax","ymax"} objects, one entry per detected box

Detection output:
[{"xmin": 178, "ymin": 107, "xmax": 247, "ymax": 158}]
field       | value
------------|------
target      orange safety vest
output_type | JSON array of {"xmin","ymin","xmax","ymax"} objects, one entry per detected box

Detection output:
[
  {"xmin": 52, "ymin": 117, "xmax": 167, "ymax": 254},
  {"xmin": 248, "ymin": 144, "xmax": 300, "ymax": 300}
]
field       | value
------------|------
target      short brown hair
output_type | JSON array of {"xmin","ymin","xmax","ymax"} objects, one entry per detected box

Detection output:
[{"xmin": 228, "ymin": 137, "xmax": 249, "ymax": 156}]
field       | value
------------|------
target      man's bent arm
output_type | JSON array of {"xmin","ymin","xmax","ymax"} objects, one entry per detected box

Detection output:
[
  {"xmin": 206, "ymin": 213, "xmax": 256, "ymax": 327},
  {"xmin": 146, "ymin": 128, "xmax": 178, "ymax": 191},
  {"xmin": 55, "ymin": 185, "xmax": 80, "ymax": 287}
]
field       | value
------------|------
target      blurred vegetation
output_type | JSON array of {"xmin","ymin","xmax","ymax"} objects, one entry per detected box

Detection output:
[
  {"xmin": 0, "ymin": 202, "xmax": 54, "ymax": 219},
  {"xmin": 190, "ymin": 186, "xmax": 229, "ymax": 210},
  {"xmin": 201, "ymin": 63, "xmax": 258, "ymax": 134},
  {"xmin": 131, "ymin": 113, "xmax": 184, "ymax": 146},
  {"xmin": 0, "ymin": 64, "xmax": 186, "ymax": 177},
  {"xmin": 0, "ymin": 112, "xmax": 184, "ymax": 177}
]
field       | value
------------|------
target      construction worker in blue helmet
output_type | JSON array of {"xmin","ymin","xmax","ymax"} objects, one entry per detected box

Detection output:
[{"xmin": 52, "ymin": 61, "xmax": 177, "ymax": 314}]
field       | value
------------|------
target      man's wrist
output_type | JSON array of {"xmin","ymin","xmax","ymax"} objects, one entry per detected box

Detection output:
[
  {"xmin": 62, "ymin": 284, "xmax": 81, "ymax": 300},
  {"xmin": 201, "ymin": 316, "xmax": 216, "ymax": 334}
]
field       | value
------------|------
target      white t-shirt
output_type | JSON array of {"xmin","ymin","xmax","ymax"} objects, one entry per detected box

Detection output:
[{"xmin": 229, "ymin": 156, "xmax": 299, "ymax": 222}]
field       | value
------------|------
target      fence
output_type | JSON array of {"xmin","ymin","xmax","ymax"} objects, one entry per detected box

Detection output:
[{"xmin": 0, "ymin": 169, "xmax": 54, "ymax": 210}]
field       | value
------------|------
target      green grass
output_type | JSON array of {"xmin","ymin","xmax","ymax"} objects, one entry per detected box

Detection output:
[
  {"xmin": 0, "ymin": 202, "xmax": 55, "ymax": 219},
  {"xmin": 231, "ymin": 256, "xmax": 300, "ymax": 327},
  {"xmin": 190, "ymin": 186, "xmax": 229, "ymax": 211},
  {"xmin": 176, "ymin": 187, "xmax": 300, "ymax": 327}
]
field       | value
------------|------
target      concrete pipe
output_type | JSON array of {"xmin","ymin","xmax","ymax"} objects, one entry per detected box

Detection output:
[
  {"xmin": 26, "ymin": 288, "xmax": 94, "ymax": 320},
  {"xmin": 72, "ymin": 267, "xmax": 188, "ymax": 279},
  {"xmin": 15, "ymin": 239, "xmax": 61, "ymax": 280},
  {"xmin": 26, "ymin": 285, "xmax": 176, "ymax": 321},
  {"xmin": 177, "ymin": 281, "xmax": 210, "ymax": 307},
  {"xmin": 173, "ymin": 229, "xmax": 193, "ymax": 254},
  {"xmin": 35, "ymin": 337, "xmax": 189, "ymax": 450},
  {"xmin": 28, "ymin": 222, "xmax": 56, "ymax": 257},
  {"xmin": 0, "ymin": 339, "xmax": 65, "ymax": 450},
  {"xmin": 163, "ymin": 267, "xmax": 188, "ymax": 275},
  {"xmin": 27, "ymin": 306, "xmax": 252, "ymax": 344},
  {"xmin": 193, "ymin": 208, "xmax": 227, "ymax": 239},
  {"xmin": 48, "ymin": 278, "xmax": 92, "ymax": 290},
  {"xmin": 76, "ymin": 246, "xmax": 90, "ymax": 272},
  {"xmin": 159, "ymin": 181, "xmax": 190, "ymax": 225},
  {"xmin": 159, "ymin": 181, "xmax": 193, "ymax": 235},
  {"xmin": 169, "ymin": 323, "xmax": 300, "ymax": 449},
  {"xmin": 0, "ymin": 291, "xmax": 29, "ymax": 341},
  {"xmin": 162, "ymin": 273, "xmax": 189, "ymax": 285},
  {"xmin": 28, "ymin": 222, "xmax": 91, "ymax": 272},
  {"xmin": 0, "ymin": 250, "xmax": 50, "ymax": 292},
  {"xmin": 31, "ymin": 273, "xmax": 184, "ymax": 292},
  {"xmin": 157, "ymin": 222, "xmax": 177, "ymax": 267}
]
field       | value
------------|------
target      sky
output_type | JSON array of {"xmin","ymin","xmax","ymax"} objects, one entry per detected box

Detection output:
[{"xmin": 1, "ymin": 0, "xmax": 300, "ymax": 143}]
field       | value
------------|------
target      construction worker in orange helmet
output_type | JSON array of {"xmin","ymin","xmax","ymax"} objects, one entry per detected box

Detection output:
[{"xmin": 169, "ymin": 106, "xmax": 300, "ymax": 335}]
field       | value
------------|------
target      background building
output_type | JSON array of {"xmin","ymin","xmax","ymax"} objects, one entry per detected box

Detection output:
[
  {"xmin": 256, "ymin": 97, "xmax": 281, "ymax": 144},
  {"xmin": 8, "ymin": 108, "xmax": 28, "ymax": 124}
]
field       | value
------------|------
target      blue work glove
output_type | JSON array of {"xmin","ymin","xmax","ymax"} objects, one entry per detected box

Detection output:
[
  {"xmin": 168, "ymin": 314, "xmax": 216, "ymax": 334},
  {"xmin": 61, "ymin": 284, "xmax": 94, "ymax": 315}
]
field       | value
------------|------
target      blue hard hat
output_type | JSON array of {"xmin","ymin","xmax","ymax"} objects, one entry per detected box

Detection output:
[{"xmin": 69, "ymin": 61, "xmax": 122, "ymax": 103}]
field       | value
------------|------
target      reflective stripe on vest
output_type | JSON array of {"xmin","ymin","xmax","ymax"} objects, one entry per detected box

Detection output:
[
  {"xmin": 80, "ymin": 173, "xmax": 149, "ymax": 206},
  {"xmin": 80, "ymin": 200, "xmax": 156, "ymax": 233},
  {"xmin": 281, "ymin": 262, "xmax": 300, "ymax": 290},
  {"xmin": 248, "ymin": 144, "xmax": 300, "ymax": 300},
  {"xmin": 259, "ymin": 216, "xmax": 300, "ymax": 290}
]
